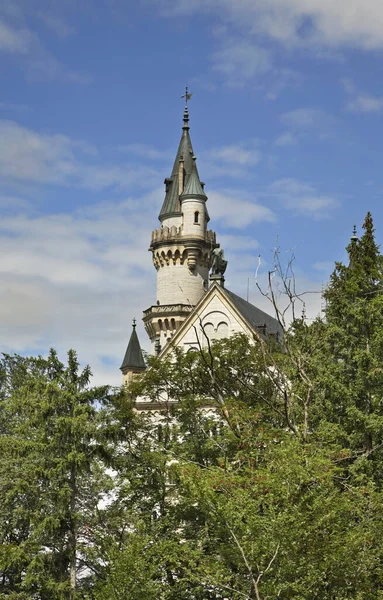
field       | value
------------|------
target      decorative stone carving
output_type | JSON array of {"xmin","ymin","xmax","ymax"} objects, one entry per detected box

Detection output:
[
  {"xmin": 152, "ymin": 246, "xmax": 213, "ymax": 271},
  {"xmin": 211, "ymin": 245, "xmax": 228, "ymax": 276}
]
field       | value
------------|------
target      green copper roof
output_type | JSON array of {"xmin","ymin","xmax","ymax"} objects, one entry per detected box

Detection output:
[
  {"xmin": 181, "ymin": 156, "xmax": 207, "ymax": 200},
  {"xmin": 159, "ymin": 107, "xmax": 205, "ymax": 221},
  {"xmin": 120, "ymin": 322, "xmax": 146, "ymax": 371}
]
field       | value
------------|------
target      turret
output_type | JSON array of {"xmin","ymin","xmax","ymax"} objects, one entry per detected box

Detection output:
[
  {"xmin": 180, "ymin": 155, "xmax": 208, "ymax": 238},
  {"xmin": 120, "ymin": 319, "xmax": 146, "ymax": 386},
  {"xmin": 143, "ymin": 101, "xmax": 218, "ymax": 353}
]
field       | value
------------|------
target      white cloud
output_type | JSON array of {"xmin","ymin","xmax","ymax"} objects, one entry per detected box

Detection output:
[
  {"xmin": 349, "ymin": 94, "xmax": 383, "ymax": 113},
  {"xmin": 0, "ymin": 120, "xmax": 160, "ymax": 190},
  {"xmin": 0, "ymin": 19, "xmax": 31, "ymax": 53},
  {"xmin": 274, "ymin": 131, "xmax": 298, "ymax": 146},
  {"xmin": 0, "ymin": 102, "xmax": 29, "ymax": 112},
  {"xmin": 264, "ymin": 68, "xmax": 302, "ymax": 100},
  {"xmin": 119, "ymin": 143, "xmax": 172, "ymax": 161},
  {"xmin": 0, "ymin": 194, "xmax": 30, "ymax": 210},
  {"xmin": 0, "ymin": 194, "xmax": 158, "ymax": 386},
  {"xmin": 209, "ymin": 143, "xmax": 262, "ymax": 166},
  {"xmin": 0, "ymin": 184, "xmax": 275, "ymax": 386},
  {"xmin": 219, "ymin": 233, "xmax": 259, "ymax": 253},
  {"xmin": 212, "ymin": 37, "xmax": 272, "ymax": 87},
  {"xmin": 199, "ymin": 142, "xmax": 263, "ymax": 181},
  {"xmin": 0, "ymin": 186, "xmax": 275, "ymax": 386},
  {"xmin": 218, "ymin": 234, "xmax": 261, "ymax": 286},
  {"xmin": 342, "ymin": 79, "xmax": 383, "ymax": 113},
  {"xmin": 158, "ymin": 0, "xmax": 383, "ymax": 51},
  {"xmin": 0, "ymin": 8, "xmax": 87, "ymax": 83},
  {"xmin": 268, "ymin": 178, "xmax": 340, "ymax": 217},
  {"xmin": 37, "ymin": 12, "xmax": 74, "ymax": 38},
  {"xmin": 280, "ymin": 107, "xmax": 333, "ymax": 129},
  {"xmin": 278, "ymin": 108, "xmax": 337, "ymax": 142},
  {"xmin": 208, "ymin": 189, "xmax": 275, "ymax": 228}
]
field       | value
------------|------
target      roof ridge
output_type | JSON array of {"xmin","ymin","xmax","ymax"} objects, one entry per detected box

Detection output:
[{"xmin": 224, "ymin": 288, "xmax": 282, "ymax": 337}]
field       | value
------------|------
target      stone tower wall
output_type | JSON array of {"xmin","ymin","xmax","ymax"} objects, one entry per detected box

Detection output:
[
  {"xmin": 181, "ymin": 197, "xmax": 207, "ymax": 238},
  {"xmin": 156, "ymin": 261, "xmax": 209, "ymax": 305}
]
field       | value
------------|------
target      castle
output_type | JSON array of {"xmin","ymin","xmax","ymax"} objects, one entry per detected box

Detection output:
[{"xmin": 120, "ymin": 104, "xmax": 281, "ymax": 389}]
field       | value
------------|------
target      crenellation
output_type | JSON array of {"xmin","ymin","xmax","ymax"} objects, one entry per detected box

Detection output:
[{"xmin": 151, "ymin": 226, "xmax": 216, "ymax": 245}]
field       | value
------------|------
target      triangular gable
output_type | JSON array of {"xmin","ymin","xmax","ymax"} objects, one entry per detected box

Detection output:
[{"xmin": 159, "ymin": 283, "xmax": 259, "ymax": 359}]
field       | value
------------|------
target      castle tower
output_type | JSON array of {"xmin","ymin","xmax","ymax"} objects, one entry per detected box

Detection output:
[
  {"xmin": 120, "ymin": 319, "xmax": 146, "ymax": 385},
  {"xmin": 143, "ymin": 105, "xmax": 217, "ymax": 353}
]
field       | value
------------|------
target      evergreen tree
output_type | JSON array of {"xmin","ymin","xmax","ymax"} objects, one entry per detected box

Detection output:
[
  {"xmin": 0, "ymin": 350, "xmax": 113, "ymax": 599},
  {"xmin": 322, "ymin": 213, "xmax": 383, "ymax": 460}
]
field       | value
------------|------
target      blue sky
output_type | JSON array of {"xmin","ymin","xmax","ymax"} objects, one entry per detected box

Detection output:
[{"xmin": 1, "ymin": 0, "xmax": 383, "ymax": 384}]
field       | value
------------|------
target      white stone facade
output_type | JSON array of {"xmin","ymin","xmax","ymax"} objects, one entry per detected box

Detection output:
[
  {"xmin": 181, "ymin": 197, "xmax": 207, "ymax": 238},
  {"xmin": 156, "ymin": 263, "xmax": 209, "ymax": 306},
  {"xmin": 165, "ymin": 288, "xmax": 253, "ymax": 353},
  {"xmin": 144, "ymin": 188, "xmax": 217, "ymax": 349}
]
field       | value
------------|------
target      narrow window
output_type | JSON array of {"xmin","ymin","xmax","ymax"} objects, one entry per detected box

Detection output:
[{"xmin": 194, "ymin": 211, "xmax": 199, "ymax": 224}]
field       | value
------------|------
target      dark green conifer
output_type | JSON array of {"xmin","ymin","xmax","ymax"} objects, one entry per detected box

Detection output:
[{"xmin": 322, "ymin": 212, "xmax": 383, "ymax": 458}]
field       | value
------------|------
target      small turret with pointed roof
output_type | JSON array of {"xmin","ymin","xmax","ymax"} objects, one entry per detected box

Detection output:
[
  {"xmin": 180, "ymin": 153, "xmax": 210, "ymax": 238},
  {"xmin": 120, "ymin": 318, "xmax": 146, "ymax": 385},
  {"xmin": 181, "ymin": 155, "xmax": 208, "ymax": 201}
]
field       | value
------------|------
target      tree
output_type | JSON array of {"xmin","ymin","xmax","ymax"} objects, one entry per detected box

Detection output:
[
  {"xmin": 95, "ymin": 333, "xmax": 383, "ymax": 599},
  {"xmin": 319, "ymin": 213, "xmax": 383, "ymax": 462},
  {"xmin": 3, "ymin": 214, "xmax": 383, "ymax": 599},
  {"xmin": 0, "ymin": 350, "xmax": 113, "ymax": 599}
]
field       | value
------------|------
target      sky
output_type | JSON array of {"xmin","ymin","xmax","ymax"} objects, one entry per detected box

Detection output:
[{"xmin": 1, "ymin": 0, "xmax": 383, "ymax": 385}]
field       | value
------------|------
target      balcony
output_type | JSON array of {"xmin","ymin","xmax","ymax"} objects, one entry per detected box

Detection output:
[{"xmin": 143, "ymin": 304, "xmax": 194, "ymax": 320}]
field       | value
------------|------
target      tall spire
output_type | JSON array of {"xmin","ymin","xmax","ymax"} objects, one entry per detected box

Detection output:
[
  {"xmin": 159, "ymin": 105, "xmax": 204, "ymax": 222},
  {"xmin": 145, "ymin": 95, "xmax": 217, "ymax": 356}
]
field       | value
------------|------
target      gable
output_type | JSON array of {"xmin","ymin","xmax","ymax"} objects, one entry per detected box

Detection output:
[
  {"xmin": 178, "ymin": 295, "xmax": 253, "ymax": 351},
  {"xmin": 160, "ymin": 285, "xmax": 255, "ymax": 357}
]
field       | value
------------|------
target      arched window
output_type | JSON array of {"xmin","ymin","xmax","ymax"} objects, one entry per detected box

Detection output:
[{"xmin": 194, "ymin": 211, "xmax": 199, "ymax": 224}]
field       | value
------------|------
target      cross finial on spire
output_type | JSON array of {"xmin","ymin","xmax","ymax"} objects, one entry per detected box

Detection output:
[
  {"xmin": 132, "ymin": 317, "xmax": 136, "ymax": 328},
  {"xmin": 181, "ymin": 86, "xmax": 192, "ymax": 107}
]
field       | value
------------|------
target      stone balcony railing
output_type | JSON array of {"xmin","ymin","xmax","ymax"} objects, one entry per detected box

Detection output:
[
  {"xmin": 151, "ymin": 226, "xmax": 216, "ymax": 245},
  {"xmin": 143, "ymin": 304, "xmax": 194, "ymax": 319}
]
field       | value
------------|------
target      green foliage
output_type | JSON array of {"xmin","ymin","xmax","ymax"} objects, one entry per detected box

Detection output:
[
  {"xmin": 319, "ymin": 213, "xmax": 383, "ymax": 462},
  {"xmin": 0, "ymin": 350, "xmax": 114, "ymax": 599},
  {"xmin": 3, "ymin": 212, "xmax": 383, "ymax": 599}
]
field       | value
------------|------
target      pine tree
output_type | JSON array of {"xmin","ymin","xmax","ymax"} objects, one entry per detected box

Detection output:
[
  {"xmin": 0, "ymin": 350, "xmax": 113, "ymax": 599},
  {"xmin": 322, "ymin": 212, "xmax": 383, "ymax": 459}
]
